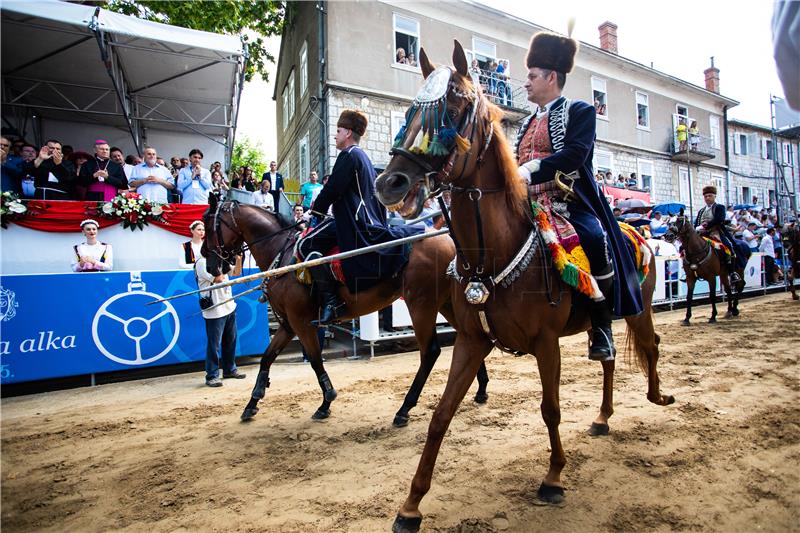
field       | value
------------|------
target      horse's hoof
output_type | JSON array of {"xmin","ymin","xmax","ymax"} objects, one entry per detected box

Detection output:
[
  {"xmin": 724, "ymin": 312, "xmax": 733, "ymax": 319},
  {"xmin": 393, "ymin": 413, "xmax": 410, "ymax": 428},
  {"xmin": 324, "ymin": 388, "xmax": 338, "ymax": 402},
  {"xmin": 392, "ymin": 514, "xmax": 422, "ymax": 533},
  {"xmin": 536, "ymin": 483, "xmax": 565, "ymax": 505},
  {"xmin": 474, "ymin": 392, "xmax": 489, "ymax": 404},
  {"xmin": 240, "ymin": 407, "xmax": 259, "ymax": 421},
  {"xmin": 663, "ymin": 395, "xmax": 676, "ymax": 405},
  {"xmin": 311, "ymin": 409, "xmax": 330, "ymax": 420},
  {"xmin": 708, "ymin": 317, "xmax": 717, "ymax": 324},
  {"xmin": 588, "ymin": 422, "xmax": 610, "ymax": 436},
  {"xmin": 792, "ymin": 294, "xmax": 799, "ymax": 301},
  {"xmin": 681, "ymin": 319, "xmax": 691, "ymax": 326},
  {"xmin": 732, "ymin": 309, "xmax": 740, "ymax": 316}
]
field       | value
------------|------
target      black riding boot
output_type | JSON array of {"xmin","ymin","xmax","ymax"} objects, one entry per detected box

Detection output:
[
  {"xmin": 726, "ymin": 254, "xmax": 742, "ymax": 284},
  {"xmin": 310, "ymin": 264, "xmax": 344, "ymax": 326},
  {"xmin": 588, "ymin": 271, "xmax": 616, "ymax": 362}
]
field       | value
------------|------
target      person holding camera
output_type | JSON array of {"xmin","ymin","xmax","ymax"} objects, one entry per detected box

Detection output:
[
  {"xmin": 194, "ymin": 254, "xmax": 246, "ymax": 387},
  {"xmin": 177, "ymin": 148, "xmax": 213, "ymax": 204}
]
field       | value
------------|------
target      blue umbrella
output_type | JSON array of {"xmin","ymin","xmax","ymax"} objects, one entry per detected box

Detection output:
[
  {"xmin": 650, "ymin": 202, "xmax": 685, "ymax": 216},
  {"xmin": 733, "ymin": 203, "xmax": 756, "ymax": 210}
]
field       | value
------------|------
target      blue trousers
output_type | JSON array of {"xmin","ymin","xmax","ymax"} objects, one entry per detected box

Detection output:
[
  {"xmin": 204, "ymin": 311, "xmax": 238, "ymax": 380},
  {"xmin": 565, "ymin": 201, "xmax": 611, "ymax": 274},
  {"xmin": 297, "ymin": 218, "xmax": 338, "ymax": 260}
]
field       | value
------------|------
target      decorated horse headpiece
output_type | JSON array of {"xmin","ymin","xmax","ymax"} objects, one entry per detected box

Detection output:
[{"xmin": 392, "ymin": 66, "xmax": 476, "ymax": 157}]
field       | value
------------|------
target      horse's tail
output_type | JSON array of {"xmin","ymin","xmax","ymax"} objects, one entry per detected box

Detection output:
[{"xmin": 623, "ymin": 308, "xmax": 659, "ymax": 376}]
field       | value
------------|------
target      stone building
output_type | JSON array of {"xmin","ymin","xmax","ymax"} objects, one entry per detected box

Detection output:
[{"xmin": 273, "ymin": 0, "xmax": 739, "ymax": 214}]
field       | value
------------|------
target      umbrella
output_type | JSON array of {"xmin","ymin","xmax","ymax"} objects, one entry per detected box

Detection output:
[
  {"xmin": 620, "ymin": 214, "xmax": 651, "ymax": 228},
  {"xmin": 733, "ymin": 203, "xmax": 756, "ymax": 210},
  {"xmin": 617, "ymin": 198, "xmax": 649, "ymax": 210},
  {"xmin": 651, "ymin": 202, "xmax": 685, "ymax": 216}
]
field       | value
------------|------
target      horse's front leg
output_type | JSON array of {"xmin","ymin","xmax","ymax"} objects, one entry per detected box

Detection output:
[
  {"xmin": 474, "ymin": 361, "xmax": 490, "ymax": 404},
  {"xmin": 241, "ymin": 324, "xmax": 295, "ymax": 421},
  {"xmin": 708, "ymin": 275, "xmax": 717, "ymax": 323},
  {"xmin": 393, "ymin": 336, "xmax": 492, "ymax": 533},
  {"xmin": 682, "ymin": 276, "xmax": 695, "ymax": 326},
  {"xmin": 534, "ymin": 334, "xmax": 567, "ymax": 503},
  {"xmin": 589, "ymin": 358, "xmax": 614, "ymax": 436}
]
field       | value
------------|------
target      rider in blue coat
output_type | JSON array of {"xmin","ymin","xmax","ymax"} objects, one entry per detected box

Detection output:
[
  {"xmin": 298, "ymin": 109, "xmax": 422, "ymax": 325},
  {"xmin": 516, "ymin": 32, "xmax": 643, "ymax": 361}
]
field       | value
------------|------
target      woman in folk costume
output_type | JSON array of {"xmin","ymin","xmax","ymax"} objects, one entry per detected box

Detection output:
[
  {"xmin": 515, "ymin": 31, "xmax": 643, "ymax": 361},
  {"xmin": 71, "ymin": 219, "xmax": 113, "ymax": 272},
  {"xmin": 179, "ymin": 220, "xmax": 205, "ymax": 269}
]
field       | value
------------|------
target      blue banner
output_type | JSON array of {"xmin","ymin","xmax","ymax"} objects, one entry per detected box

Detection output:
[{"xmin": 0, "ymin": 270, "xmax": 270, "ymax": 384}]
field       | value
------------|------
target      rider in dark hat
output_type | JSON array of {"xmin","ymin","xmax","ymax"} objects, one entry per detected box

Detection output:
[
  {"xmin": 694, "ymin": 184, "xmax": 742, "ymax": 284},
  {"xmin": 297, "ymin": 109, "xmax": 423, "ymax": 325},
  {"xmin": 515, "ymin": 31, "xmax": 643, "ymax": 361}
]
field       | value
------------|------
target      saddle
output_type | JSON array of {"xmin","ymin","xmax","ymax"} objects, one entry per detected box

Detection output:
[{"xmin": 529, "ymin": 191, "xmax": 651, "ymax": 301}]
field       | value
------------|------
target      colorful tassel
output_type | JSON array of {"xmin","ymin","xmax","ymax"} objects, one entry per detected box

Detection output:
[
  {"xmin": 419, "ymin": 132, "xmax": 430, "ymax": 153},
  {"xmin": 393, "ymin": 124, "xmax": 407, "ymax": 148},
  {"xmin": 455, "ymin": 134, "xmax": 471, "ymax": 154},
  {"xmin": 428, "ymin": 134, "xmax": 449, "ymax": 156}
]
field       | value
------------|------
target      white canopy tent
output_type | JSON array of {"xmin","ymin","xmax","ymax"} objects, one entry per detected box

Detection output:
[{"xmin": 1, "ymin": 0, "xmax": 247, "ymax": 165}]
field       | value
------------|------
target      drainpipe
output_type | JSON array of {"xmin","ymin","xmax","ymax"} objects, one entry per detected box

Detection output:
[
  {"xmin": 317, "ymin": 1, "xmax": 328, "ymax": 174},
  {"xmin": 723, "ymin": 105, "xmax": 731, "ymax": 206}
]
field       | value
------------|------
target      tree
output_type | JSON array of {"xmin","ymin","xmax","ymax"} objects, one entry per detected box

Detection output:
[
  {"xmin": 102, "ymin": 1, "xmax": 285, "ymax": 82},
  {"xmin": 230, "ymin": 136, "xmax": 267, "ymax": 178}
]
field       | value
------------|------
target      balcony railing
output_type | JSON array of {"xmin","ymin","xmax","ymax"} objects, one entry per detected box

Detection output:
[
  {"xmin": 670, "ymin": 132, "xmax": 718, "ymax": 163},
  {"xmin": 470, "ymin": 68, "xmax": 531, "ymax": 112}
]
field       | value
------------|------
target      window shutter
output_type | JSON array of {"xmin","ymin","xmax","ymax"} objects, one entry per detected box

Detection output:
[
  {"xmin": 733, "ymin": 134, "xmax": 741, "ymax": 155},
  {"xmin": 761, "ymin": 139, "xmax": 768, "ymax": 159}
]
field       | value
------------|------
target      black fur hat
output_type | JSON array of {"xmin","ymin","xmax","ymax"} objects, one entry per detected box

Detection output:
[{"xmin": 526, "ymin": 31, "xmax": 578, "ymax": 73}]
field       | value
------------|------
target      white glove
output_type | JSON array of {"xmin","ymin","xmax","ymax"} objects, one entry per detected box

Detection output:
[
  {"xmin": 301, "ymin": 211, "xmax": 312, "ymax": 222},
  {"xmin": 517, "ymin": 159, "xmax": 541, "ymax": 184}
]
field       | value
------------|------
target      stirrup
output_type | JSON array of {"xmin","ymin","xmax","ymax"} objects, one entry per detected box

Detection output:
[
  {"xmin": 312, "ymin": 302, "xmax": 344, "ymax": 326},
  {"xmin": 729, "ymin": 271, "xmax": 742, "ymax": 284},
  {"xmin": 588, "ymin": 327, "xmax": 616, "ymax": 362}
]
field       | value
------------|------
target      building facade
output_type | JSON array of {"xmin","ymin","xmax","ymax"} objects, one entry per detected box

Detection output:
[{"xmin": 274, "ymin": 0, "xmax": 742, "ymax": 216}]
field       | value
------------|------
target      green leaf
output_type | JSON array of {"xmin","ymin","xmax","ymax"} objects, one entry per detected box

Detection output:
[{"xmin": 230, "ymin": 135, "xmax": 268, "ymax": 177}]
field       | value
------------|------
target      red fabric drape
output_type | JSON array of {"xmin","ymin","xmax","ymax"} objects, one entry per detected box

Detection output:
[{"xmin": 9, "ymin": 201, "xmax": 207, "ymax": 237}]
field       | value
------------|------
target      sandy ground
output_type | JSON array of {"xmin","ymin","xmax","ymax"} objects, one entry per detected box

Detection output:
[{"xmin": 2, "ymin": 293, "xmax": 799, "ymax": 532}]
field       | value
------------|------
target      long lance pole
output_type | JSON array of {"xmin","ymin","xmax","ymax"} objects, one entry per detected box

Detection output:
[{"xmin": 149, "ymin": 227, "xmax": 450, "ymax": 304}]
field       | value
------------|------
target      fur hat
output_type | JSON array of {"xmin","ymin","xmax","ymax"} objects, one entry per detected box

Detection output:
[
  {"xmin": 702, "ymin": 185, "xmax": 717, "ymax": 195},
  {"xmin": 337, "ymin": 109, "xmax": 368, "ymax": 137},
  {"xmin": 526, "ymin": 32, "xmax": 578, "ymax": 73}
]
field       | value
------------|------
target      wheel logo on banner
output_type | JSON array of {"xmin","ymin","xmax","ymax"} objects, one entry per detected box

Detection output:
[
  {"xmin": 91, "ymin": 274, "xmax": 180, "ymax": 366},
  {"xmin": 0, "ymin": 286, "xmax": 19, "ymax": 322}
]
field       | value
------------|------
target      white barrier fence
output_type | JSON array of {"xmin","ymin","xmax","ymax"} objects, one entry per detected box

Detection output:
[{"xmin": 345, "ymin": 252, "xmax": 794, "ymax": 358}]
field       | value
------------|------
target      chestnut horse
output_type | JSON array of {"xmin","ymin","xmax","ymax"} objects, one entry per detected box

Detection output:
[
  {"xmin": 663, "ymin": 213, "xmax": 744, "ymax": 324},
  {"xmin": 202, "ymin": 193, "xmax": 489, "ymax": 424},
  {"xmin": 375, "ymin": 42, "xmax": 674, "ymax": 532}
]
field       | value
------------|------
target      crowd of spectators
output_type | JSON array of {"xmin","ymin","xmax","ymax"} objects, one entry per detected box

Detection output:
[
  {"xmin": 468, "ymin": 58, "xmax": 513, "ymax": 107},
  {"xmin": 595, "ymin": 170, "xmax": 646, "ymax": 191}
]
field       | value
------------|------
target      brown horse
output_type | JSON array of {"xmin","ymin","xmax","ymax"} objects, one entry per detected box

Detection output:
[
  {"xmin": 375, "ymin": 42, "xmax": 674, "ymax": 532},
  {"xmin": 663, "ymin": 213, "xmax": 743, "ymax": 324},
  {"xmin": 202, "ymin": 193, "xmax": 489, "ymax": 425},
  {"xmin": 784, "ymin": 222, "xmax": 800, "ymax": 300}
]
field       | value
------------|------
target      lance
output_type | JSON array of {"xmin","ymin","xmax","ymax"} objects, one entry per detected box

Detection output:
[{"xmin": 148, "ymin": 227, "xmax": 450, "ymax": 304}]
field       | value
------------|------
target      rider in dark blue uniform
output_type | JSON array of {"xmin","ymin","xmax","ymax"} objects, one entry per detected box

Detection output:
[{"xmin": 298, "ymin": 109, "xmax": 422, "ymax": 325}]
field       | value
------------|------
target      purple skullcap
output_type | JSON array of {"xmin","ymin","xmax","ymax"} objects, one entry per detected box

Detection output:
[{"xmin": 95, "ymin": 139, "xmax": 108, "ymax": 145}]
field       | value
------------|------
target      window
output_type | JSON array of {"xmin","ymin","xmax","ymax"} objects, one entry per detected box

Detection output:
[
  {"xmin": 783, "ymin": 142, "xmax": 795, "ymax": 165},
  {"xmin": 287, "ymin": 70, "xmax": 295, "ymax": 123},
  {"xmin": 769, "ymin": 189, "xmax": 776, "ymax": 207},
  {"xmin": 635, "ymin": 91, "xmax": 649, "ymax": 129},
  {"xmin": 679, "ymin": 168, "xmax": 690, "ymax": 204},
  {"xmin": 593, "ymin": 149, "xmax": 614, "ymax": 175},
  {"xmin": 390, "ymin": 111, "xmax": 406, "ymax": 144},
  {"xmin": 676, "ymin": 104, "xmax": 689, "ymax": 118},
  {"xmin": 734, "ymin": 133, "xmax": 748, "ymax": 155},
  {"xmin": 709, "ymin": 115, "xmax": 721, "ymax": 149},
  {"xmin": 281, "ymin": 85, "xmax": 288, "ymax": 131},
  {"xmin": 393, "ymin": 13, "xmax": 420, "ymax": 66},
  {"xmin": 298, "ymin": 133, "xmax": 309, "ymax": 182},
  {"xmin": 592, "ymin": 77, "xmax": 607, "ymax": 118},
  {"xmin": 299, "ymin": 41, "xmax": 308, "ymax": 96},
  {"xmin": 762, "ymin": 138, "xmax": 774, "ymax": 160},
  {"xmin": 711, "ymin": 175, "xmax": 725, "ymax": 203},
  {"xmin": 741, "ymin": 186, "xmax": 751, "ymax": 204},
  {"xmin": 637, "ymin": 159, "xmax": 653, "ymax": 192}
]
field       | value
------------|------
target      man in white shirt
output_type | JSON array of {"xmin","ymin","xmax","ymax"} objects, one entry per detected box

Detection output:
[
  {"xmin": 195, "ymin": 255, "xmax": 246, "ymax": 387},
  {"xmin": 759, "ymin": 227, "xmax": 779, "ymax": 283},
  {"xmin": 129, "ymin": 146, "xmax": 174, "ymax": 203},
  {"xmin": 252, "ymin": 179, "xmax": 275, "ymax": 210},
  {"xmin": 110, "ymin": 147, "xmax": 134, "ymax": 180},
  {"xmin": 742, "ymin": 222, "xmax": 760, "ymax": 251},
  {"xmin": 177, "ymin": 148, "xmax": 213, "ymax": 204}
]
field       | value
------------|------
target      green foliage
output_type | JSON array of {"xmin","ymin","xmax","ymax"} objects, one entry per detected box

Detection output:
[
  {"xmin": 103, "ymin": 0, "xmax": 285, "ymax": 82},
  {"xmin": 230, "ymin": 136, "xmax": 267, "ymax": 178}
]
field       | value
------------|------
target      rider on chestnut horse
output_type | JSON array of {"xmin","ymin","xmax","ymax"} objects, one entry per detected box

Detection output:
[
  {"xmin": 296, "ymin": 109, "xmax": 423, "ymax": 325},
  {"xmin": 515, "ymin": 32, "xmax": 643, "ymax": 361},
  {"xmin": 694, "ymin": 185, "xmax": 742, "ymax": 284}
]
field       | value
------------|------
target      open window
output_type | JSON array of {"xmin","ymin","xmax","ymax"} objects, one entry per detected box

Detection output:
[
  {"xmin": 592, "ymin": 77, "xmax": 607, "ymax": 118},
  {"xmin": 393, "ymin": 13, "xmax": 420, "ymax": 67},
  {"xmin": 637, "ymin": 159, "xmax": 653, "ymax": 192},
  {"xmin": 636, "ymin": 91, "xmax": 650, "ymax": 129}
]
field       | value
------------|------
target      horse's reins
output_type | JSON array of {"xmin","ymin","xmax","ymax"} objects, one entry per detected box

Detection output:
[{"xmin": 673, "ymin": 217, "xmax": 714, "ymax": 271}]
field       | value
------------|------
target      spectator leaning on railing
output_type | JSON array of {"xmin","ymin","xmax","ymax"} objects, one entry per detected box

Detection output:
[
  {"xmin": 129, "ymin": 146, "xmax": 174, "ymax": 203},
  {"xmin": 177, "ymin": 148, "xmax": 212, "ymax": 205}
]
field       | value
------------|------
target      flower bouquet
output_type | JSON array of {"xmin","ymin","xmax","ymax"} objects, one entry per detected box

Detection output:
[
  {"xmin": 97, "ymin": 191, "xmax": 171, "ymax": 231},
  {"xmin": 1, "ymin": 191, "xmax": 28, "ymax": 229}
]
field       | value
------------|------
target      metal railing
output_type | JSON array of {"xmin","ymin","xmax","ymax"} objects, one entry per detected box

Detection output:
[{"xmin": 470, "ymin": 68, "xmax": 531, "ymax": 111}]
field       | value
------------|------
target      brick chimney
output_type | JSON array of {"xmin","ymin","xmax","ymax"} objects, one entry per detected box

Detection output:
[
  {"xmin": 598, "ymin": 21, "xmax": 618, "ymax": 54},
  {"xmin": 704, "ymin": 56, "xmax": 720, "ymax": 93}
]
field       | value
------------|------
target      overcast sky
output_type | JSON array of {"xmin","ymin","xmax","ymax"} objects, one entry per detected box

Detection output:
[{"xmin": 237, "ymin": 0, "xmax": 784, "ymax": 159}]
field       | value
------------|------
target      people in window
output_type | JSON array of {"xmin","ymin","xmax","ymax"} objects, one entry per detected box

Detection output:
[
  {"xmin": 407, "ymin": 52, "xmax": 418, "ymax": 67},
  {"xmin": 396, "ymin": 48, "xmax": 408, "ymax": 64}
]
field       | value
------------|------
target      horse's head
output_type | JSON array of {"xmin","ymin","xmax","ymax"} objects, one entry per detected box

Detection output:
[
  {"xmin": 376, "ymin": 40, "xmax": 517, "ymax": 219},
  {"xmin": 202, "ymin": 192, "xmax": 243, "ymax": 276},
  {"xmin": 663, "ymin": 208, "xmax": 692, "ymax": 244}
]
